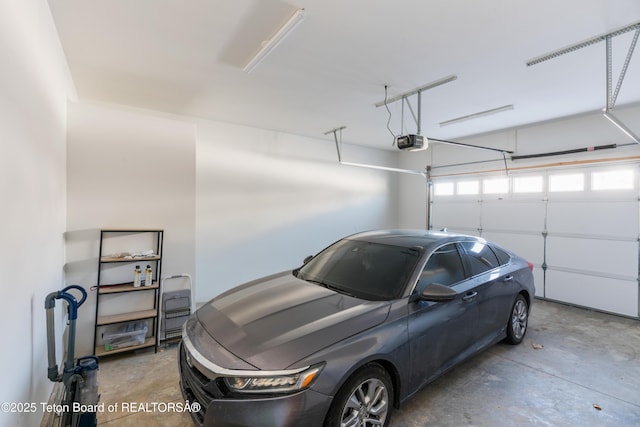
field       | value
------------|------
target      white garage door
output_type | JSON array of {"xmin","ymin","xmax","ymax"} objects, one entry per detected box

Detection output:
[{"xmin": 431, "ymin": 165, "xmax": 639, "ymax": 318}]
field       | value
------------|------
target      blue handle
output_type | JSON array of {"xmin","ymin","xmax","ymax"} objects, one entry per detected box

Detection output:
[
  {"xmin": 61, "ymin": 284, "xmax": 87, "ymax": 306},
  {"xmin": 57, "ymin": 285, "xmax": 88, "ymax": 320}
]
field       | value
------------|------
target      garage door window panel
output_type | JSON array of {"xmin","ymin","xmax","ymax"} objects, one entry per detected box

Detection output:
[
  {"xmin": 457, "ymin": 180, "xmax": 479, "ymax": 195},
  {"xmin": 434, "ymin": 182, "xmax": 454, "ymax": 196},
  {"xmin": 483, "ymin": 177, "xmax": 509, "ymax": 194},
  {"xmin": 513, "ymin": 175, "xmax": 543, "ymax": 193},
  {"xmin": 591, "ymin": 169, "xmax": 634, "ymax": 191},
  {"xmin": 549, "ymin": 173, "xmax": 584, "ymax": 192}
]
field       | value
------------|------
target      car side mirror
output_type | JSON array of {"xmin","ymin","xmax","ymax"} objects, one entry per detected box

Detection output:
[
  {"xmin": 303, "ymin": 255, "xmax": 313, "ymax": 264},
  {"xmin": 420, "ymin": 283, "xmax": 457, "ymax": 302}
]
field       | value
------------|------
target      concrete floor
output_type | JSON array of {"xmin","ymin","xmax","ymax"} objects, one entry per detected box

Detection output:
[{"xmin": 96, "ymin": 300, "xmax": 640, "ymax": 426}]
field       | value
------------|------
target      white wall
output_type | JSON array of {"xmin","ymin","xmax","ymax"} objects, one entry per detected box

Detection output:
[
  {"xmin": 65, "ymin": 103, "xmax": 400, "ymax": 350},
  {"xmin": 397, "ymin": 150, "xmax": 430, "ymax": 228},
  {"xmin": 0, "ymin": 1, "xmax": 75, "ymax": 426},
  {"xmin": 65, "ymin": 102, "xmax": 197, "ymax": 355},
  {"xmin": 195, "ymin": 120, "xmax": 399, "ymax": 302}
]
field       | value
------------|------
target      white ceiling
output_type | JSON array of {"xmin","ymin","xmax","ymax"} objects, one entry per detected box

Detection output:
[{"xmin": 48, "ymin": 0, "xmax": 640, "ymax": 151}]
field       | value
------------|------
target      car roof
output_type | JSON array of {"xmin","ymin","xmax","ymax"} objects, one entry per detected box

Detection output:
[{"xmin": 346, "ymin": 229, "xmax": 485, "ymax": 251}]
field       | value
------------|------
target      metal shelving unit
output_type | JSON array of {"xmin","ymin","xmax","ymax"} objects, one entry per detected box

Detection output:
[{"xmin": 93, "ymin": 229, "xmax": 163, "ymax": 357}]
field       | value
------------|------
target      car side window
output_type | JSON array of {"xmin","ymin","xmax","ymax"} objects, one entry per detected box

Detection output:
[
  {"xmin": 418, "ymin": 243, "xmax": 465, "ymax": 290},
  {"xmin": 492, "ymin": 246, "xmax": 511, "ymax": 266},
  {"xmin": 460, "ymin": 241, "xmax": 500, "ymax": 276}
]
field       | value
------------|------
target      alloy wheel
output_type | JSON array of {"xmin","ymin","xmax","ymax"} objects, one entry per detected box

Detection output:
[
  {"xmin": 340, "ymin": 378, "xmax": 389, "ymax": 427},
  {"xmin": 511, "ymin": 298, "xmax": 528, "ymax": 340}
]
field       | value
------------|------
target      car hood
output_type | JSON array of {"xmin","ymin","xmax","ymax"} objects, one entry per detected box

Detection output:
[{"xmin": 195, "ymin": 271, "xmax": 390, "ymax": 370}]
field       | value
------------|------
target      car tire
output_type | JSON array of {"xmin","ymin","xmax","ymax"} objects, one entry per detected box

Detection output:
[
  {"xmin": 506, "ymin": 294, "xmax": 528, "ymax": 345},
  {"xmin": 324, "ymin": 363, "xmax": 393, "ymax": 427}
]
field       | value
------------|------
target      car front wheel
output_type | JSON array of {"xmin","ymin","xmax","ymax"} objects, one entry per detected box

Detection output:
[
  {"xmin": 325, "ymin": 363, "xmax": 393, "ymax": 427},
  {"xmin": 506, "ymin": 294, "xmax": 528, "ymax": 344}
]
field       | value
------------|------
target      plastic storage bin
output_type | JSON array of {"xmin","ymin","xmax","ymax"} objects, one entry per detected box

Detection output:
[{"xmin": 102, "ymin": 320, "xmax": 148, "ymax": 351}]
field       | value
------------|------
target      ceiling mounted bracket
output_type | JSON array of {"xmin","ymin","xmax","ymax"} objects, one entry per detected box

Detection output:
[
  {"xmin": 606, "ymin": 27, "xmax": 639, "ymax": 110},
  {"xmin": 603, "ymin": 27, "xmax": 640, "ymax": 143},
  {"xmin": 526, "ymin": 21, "xmax": 640, "ymax": 66},
  {"xmin": 324, "ymin": 126, "xmax": 426, "ymax": 176},
  {"xmin": 324, "ymin": 126, "xmax": 347, "ymax": 162},
  {"xmin": 400, "ymin": 93, "xmax": 421, "ymax": 136},
  {"xmin": 526, "ymin": 21, "xmax": 640, "ymax": 143},
  {"xmin": 375, "ymin": 75, "xmax": 457, "ymax": 139},
  {"xmin": 374, "ymin": 75, "xmax": 458, "ymax": 107}
]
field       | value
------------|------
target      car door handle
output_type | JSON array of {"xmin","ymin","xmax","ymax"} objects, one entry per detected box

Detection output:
[
  {"xmin": 462, "ymin": 291, "xmax": 478, "ymax": 302},
  {"xmin": 503, "ymin": 276, "xmax": 513, "ymax": 283}
]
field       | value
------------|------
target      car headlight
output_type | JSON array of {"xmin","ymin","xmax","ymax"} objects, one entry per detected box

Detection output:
[{"xmin": 223, "ymin": 365, "xmax": 323, "ymax": 394}]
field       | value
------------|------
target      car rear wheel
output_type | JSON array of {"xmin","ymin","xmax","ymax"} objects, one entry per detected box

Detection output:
[
  {"xmin": 506, "ymin": 294, "xmax": 528, "ymax": 344},
  {"xmin": 325, "ymin": 363, "xmax": 393, "ymax": 427}
]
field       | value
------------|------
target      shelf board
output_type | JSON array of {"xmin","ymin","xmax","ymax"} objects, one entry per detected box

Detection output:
[
  {"xmin": 101, "ymin": 229, "xmax": 163, "ymax": 232},
  {"xmin": 100, "ymin": 255, "xmax": 161, "ymax": 263},
  {"xmin": 99, "ymin": 283, "xmax": 159, "ymax": 294},
  {"xmin": 95, "ymin": 337, "xmax": 156, "ymax": 357},
  {"xmin": 97, "ymin": 309, "xmax": 158, "ymax": 326}
]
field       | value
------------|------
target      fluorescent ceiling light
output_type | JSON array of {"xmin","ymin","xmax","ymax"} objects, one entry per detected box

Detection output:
[
  {"xmin": 243, "ymin": 9, "xmax": 305, "ymax": 73},
  {"xmin": 439, "ymin": 104, "xmax": 514, "ymax": 127}
]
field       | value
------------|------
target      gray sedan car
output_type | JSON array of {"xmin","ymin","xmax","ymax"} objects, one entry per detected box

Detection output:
[{"xmin": 179, "ymin": 229, "xmax": 535, "ymax": 427}]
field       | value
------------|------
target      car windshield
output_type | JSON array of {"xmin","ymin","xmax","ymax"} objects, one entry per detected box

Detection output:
[{"xmin": 296, "ymin": 239, "xmax": 421, "ymax": 301}]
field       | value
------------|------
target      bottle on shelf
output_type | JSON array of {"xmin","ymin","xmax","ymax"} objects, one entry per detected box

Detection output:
[
  {"xmin": 145, "ymin": 264, "xmax": 153, "ymax": 286},
  {"xmin": 133, "ymin": 265, "xmax": 142, "ymax": 287}
]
